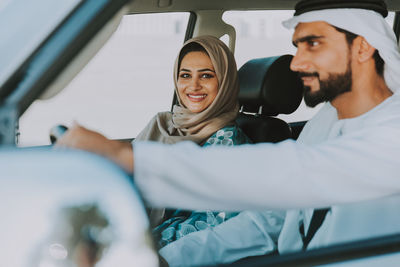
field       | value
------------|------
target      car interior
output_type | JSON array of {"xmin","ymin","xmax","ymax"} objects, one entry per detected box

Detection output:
[{"xmin": 1, "ymin": 0, "xmax": 400, "ymax": 266}]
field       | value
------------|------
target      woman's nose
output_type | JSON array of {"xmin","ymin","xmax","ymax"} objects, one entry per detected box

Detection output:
[{"xmin": 189, "ymin": 77, "xmax": 201, "ymax": 90}]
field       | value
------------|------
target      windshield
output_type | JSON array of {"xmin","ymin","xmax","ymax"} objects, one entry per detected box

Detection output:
[{"xmin": 0, "ymin": 0, "xmax": 82, "ymax": 88}]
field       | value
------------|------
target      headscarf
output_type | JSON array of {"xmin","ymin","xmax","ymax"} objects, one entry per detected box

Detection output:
[
  {"xmin": 282, "ymin": 9, "xmax": 400, "ymax": 94},
  {"xmin": 135, "ymin": 35, "xmax": 239, "ymax": 144}
]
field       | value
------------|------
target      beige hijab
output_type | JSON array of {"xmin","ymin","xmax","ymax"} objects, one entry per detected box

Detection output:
[{"xmin": 135, "ymin": 35, "xmax": 240, "ymax": 145}]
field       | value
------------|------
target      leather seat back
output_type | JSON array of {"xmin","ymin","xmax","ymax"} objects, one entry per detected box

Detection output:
[{"xmin": 236, "ymin": 55, "xmax": 303, "ymax": 143}]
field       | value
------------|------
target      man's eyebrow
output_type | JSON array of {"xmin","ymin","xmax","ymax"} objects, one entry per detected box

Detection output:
[{"xmin": 292, "ymin": 35, "xmax": 324, "ymax": 47}]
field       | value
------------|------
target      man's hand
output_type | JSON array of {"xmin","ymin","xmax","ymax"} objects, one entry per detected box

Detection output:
[{"xmin": 56, "ymin": 124, "xmax": 134, "ymax": 174}]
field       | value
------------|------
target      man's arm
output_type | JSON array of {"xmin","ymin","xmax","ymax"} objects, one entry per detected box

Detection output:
[
  {"xmin": 134, "ymin": 125, "xmax": 400, "ymax": 210},
  {"xmin": 56, "ymin": 124, "xmax": 134, "ymax": 174},
  {"xmin": 159, "ymin": 210, "xmax": 285, "ymax": 267}
]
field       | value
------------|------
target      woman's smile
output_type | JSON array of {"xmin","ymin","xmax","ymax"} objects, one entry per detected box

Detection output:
[
  {"xmin": 177, "ymin": 51, "xmax": 219, "ymax": 113},
  {"xmin": 187, "ymin": 93, "xmax": 208, "ymax": 101}
]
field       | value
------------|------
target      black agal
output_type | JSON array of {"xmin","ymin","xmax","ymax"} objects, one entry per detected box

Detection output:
[{"xmin": 294, "ymin": 0, "xmax": 388, "ymax": 18}]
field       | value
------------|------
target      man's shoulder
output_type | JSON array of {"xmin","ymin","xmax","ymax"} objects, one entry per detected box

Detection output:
[
  {"xmin": 358, "ymin": 94, "xmax": 400, "ymax": 125},
  {"xmin": 298, "ymin": 103, "xmax": 338, "ymax": 142}
]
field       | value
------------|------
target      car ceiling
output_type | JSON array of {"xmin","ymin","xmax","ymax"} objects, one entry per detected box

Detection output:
[{"xmin": 127, "ymin": 0, "xmax": 400, "ymax": 14}]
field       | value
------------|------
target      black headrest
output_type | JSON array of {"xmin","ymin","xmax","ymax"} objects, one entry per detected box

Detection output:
[{"xmin": 238, "ymin": 55, "xmax": 303, "ymax": 116}]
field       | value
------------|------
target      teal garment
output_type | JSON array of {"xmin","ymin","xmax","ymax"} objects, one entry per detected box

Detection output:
[
  {"xmin": 203, "ymin": 125, "xmax": 252, "ymax": 147},
  {"xmin": 153, "ymin": 125, "xmax": 251, "ymax": 248}
]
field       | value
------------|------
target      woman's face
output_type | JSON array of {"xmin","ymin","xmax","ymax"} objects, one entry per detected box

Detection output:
[{"xmin": 177, "ymin": 51, "xmax": 219, "ymax": 113}]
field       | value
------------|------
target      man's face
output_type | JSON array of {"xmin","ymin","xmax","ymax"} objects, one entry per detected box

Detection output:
[{"xmin": 291, "ymin": 21, "xmax": 353, "ymax": 107}]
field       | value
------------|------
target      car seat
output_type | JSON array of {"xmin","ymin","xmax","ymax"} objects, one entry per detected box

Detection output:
[{"xmin": 236, "ymin": 55, "xmax": 303, "ymax": 143}]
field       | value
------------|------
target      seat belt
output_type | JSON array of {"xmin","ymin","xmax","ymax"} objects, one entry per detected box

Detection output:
[{"xmin": 299, "ymin": 208, "xmax": 330, "ymax": 250}]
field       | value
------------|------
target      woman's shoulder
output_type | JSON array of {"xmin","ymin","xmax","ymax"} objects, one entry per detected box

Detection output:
[
  {"xmin": 135, "ymin": 111, "xmax": 173, "ymax": 142},
  {"xmin": 203, "ymin": 125, "xmax": 252, "ymax": 147},
  {"xmin": 156, "ymin": 111, "xmax": 173, "ymax": 117}
]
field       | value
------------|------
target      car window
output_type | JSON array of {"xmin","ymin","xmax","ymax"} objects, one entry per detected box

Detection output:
[
  {"xmin": 18, "ymin": 12, "xmax": 189, "ymax": 146},
  {"xmin": 223, "ymin": 10, "xmax": 396, "ymax": 123}
]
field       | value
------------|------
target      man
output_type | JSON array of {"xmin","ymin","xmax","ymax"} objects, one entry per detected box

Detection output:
[
  {"xmin": 129, "ymin": 0, "xmax": 400, "ymax": 209},
  {"xmin": 58, "ymin": 0, "xmax": 400, "ymax": 265},
  {"xmin": 133, "ymin": 0, "xmax": 400, "ymax": 261}
]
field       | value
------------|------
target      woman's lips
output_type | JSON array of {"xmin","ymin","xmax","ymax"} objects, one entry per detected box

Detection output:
[{"xmin": 187, "ymin": 94, "xmax": 207, "ymax": 102}]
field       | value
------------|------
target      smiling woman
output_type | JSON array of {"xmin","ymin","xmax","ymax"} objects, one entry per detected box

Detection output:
[
  {"xmin": 134, "ymin": 35, "xmax": 245, "ymax": 145},
  {"xmin": 177, "ymin": 47, "xmax": 219, "ymax": 113}
]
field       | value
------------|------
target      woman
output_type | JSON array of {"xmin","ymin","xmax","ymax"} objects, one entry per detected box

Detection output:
[
  {"xmin": 57, "ymin": 35, "xmax": 251, "ymax": 245},
  {"xmin": 135, "ymin": 36, "xmax": 251, "ymax": 247},
  {"xmin": 134, "ymin": 35, "xmax": 248, "ymax": 147}
]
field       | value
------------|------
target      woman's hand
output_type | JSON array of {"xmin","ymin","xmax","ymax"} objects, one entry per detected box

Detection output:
[{"xmin": 56, "ymin": 124, "xmax": 134, "ymax": 174}]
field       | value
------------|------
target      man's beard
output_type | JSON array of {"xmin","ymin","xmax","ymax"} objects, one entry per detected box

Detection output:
[{"xmin": 300, "ymin": 61, "xmax": 352, "ymax": 108}]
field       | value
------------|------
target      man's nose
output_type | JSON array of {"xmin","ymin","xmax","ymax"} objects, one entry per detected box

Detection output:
[{"xmin": 290, "ymin": 49, "xmax": 311, "ymax": 72}]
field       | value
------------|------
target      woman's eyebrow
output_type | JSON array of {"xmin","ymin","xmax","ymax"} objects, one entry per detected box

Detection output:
[
  {"xmin": 179, "ymin": 68, "xmax": 215, "ymax": 72},
  {"xmin": 198, "ymin": 68, "xmax": 215, "ymax": 72}
]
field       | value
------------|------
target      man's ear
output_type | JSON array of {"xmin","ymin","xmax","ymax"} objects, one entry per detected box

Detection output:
[{"xmin": 354, "ymin": 36, "xmax": 376, "ymax": 63}]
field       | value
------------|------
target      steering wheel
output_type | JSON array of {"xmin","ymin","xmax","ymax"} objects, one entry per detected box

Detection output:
[{"xmin": 49, "ymin": 125, "xmax": 68, "ymax": 144}]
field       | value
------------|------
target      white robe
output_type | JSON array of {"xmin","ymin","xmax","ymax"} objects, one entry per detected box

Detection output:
[
  {"xmin": 278, "ymin": 100, "xmax": 400, "ymax": 253},
  {"xmin": 134, "ymin": 94, "xmax": 400, "ymax": 210},
  {"xmin": 134, "ymin": 94, "xmax": 400, "ymax": 262}
]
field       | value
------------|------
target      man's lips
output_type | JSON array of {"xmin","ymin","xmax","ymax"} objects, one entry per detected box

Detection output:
[
  {"xmin": 301, "ymin": 76, "xmax": 317, "ymax": 86},
  {"xmin": 298, "ymin": 72, "xmax": 319, "ymax": 86}
]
